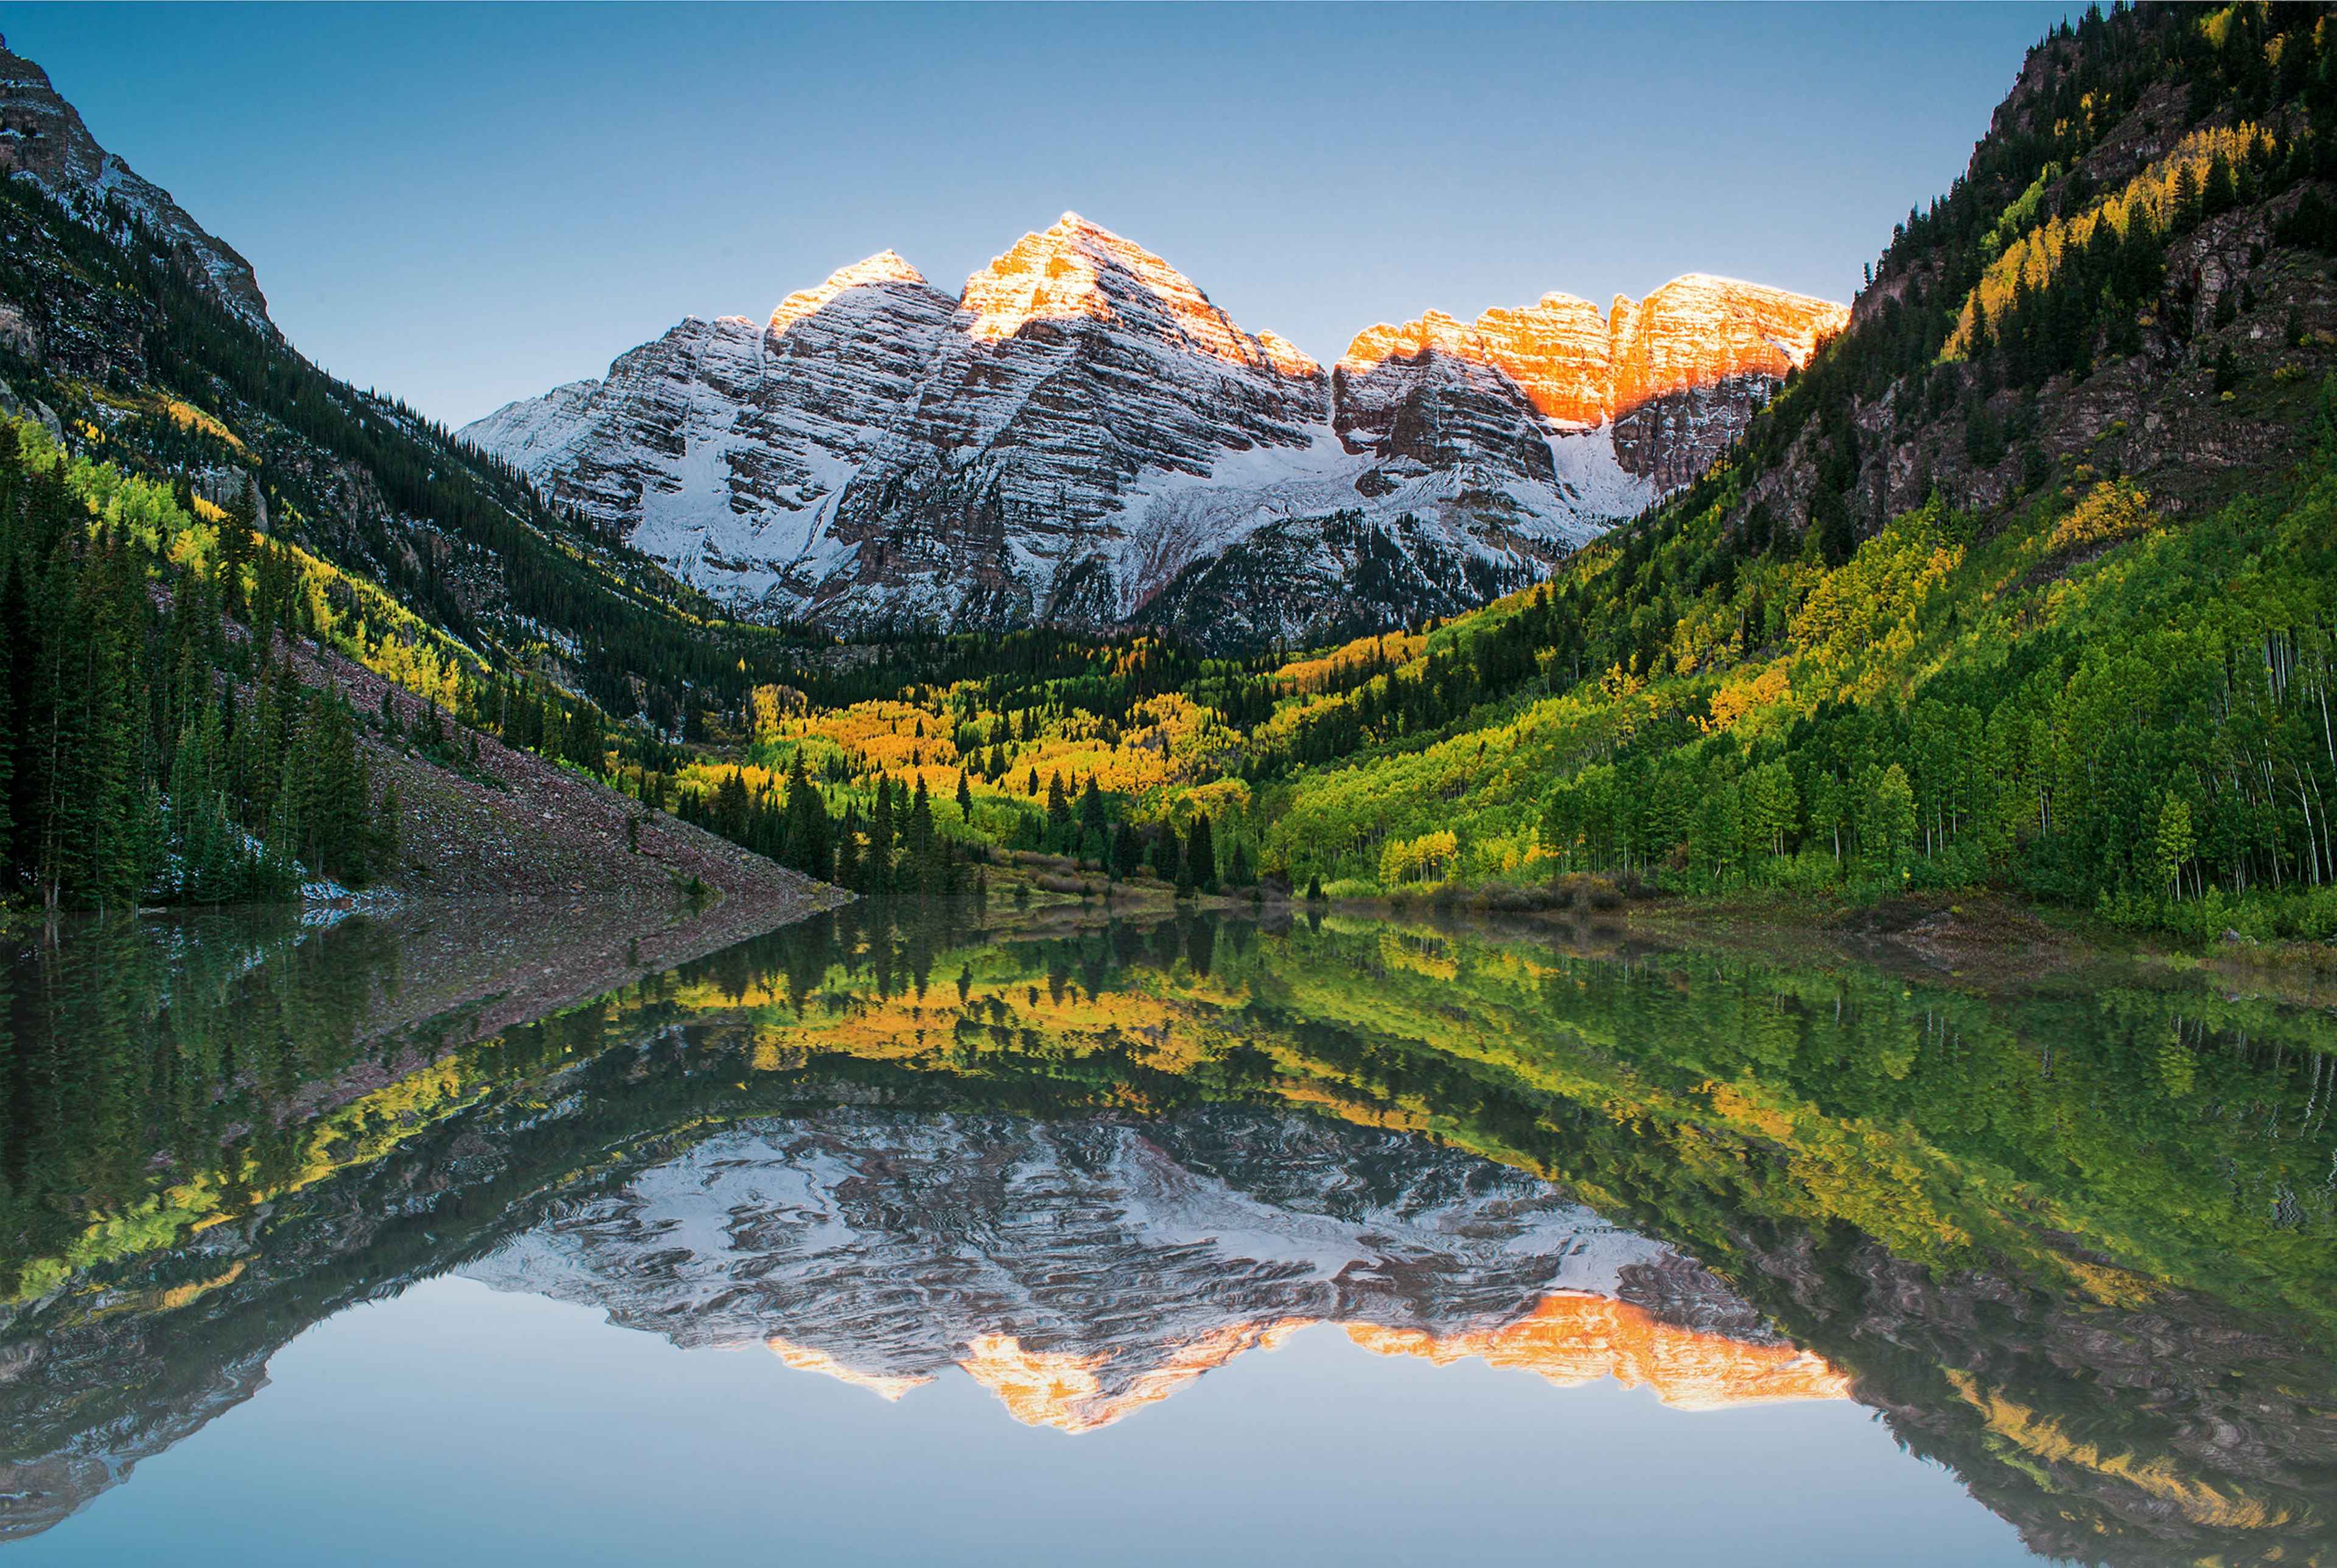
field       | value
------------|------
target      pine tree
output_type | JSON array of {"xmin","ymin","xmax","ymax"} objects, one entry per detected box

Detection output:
[
  {"xmin": 217, "ymin": 476, "xmax": 256, "ymax": 622},
  {"xmin": 836, "ymin": 804, "xmax": 864, "ymax": 892},
  {"xmin": 955, "ymin": 771, "xmax": 973, "ymax": 821},
  {"xmin": 1186, "ymin": 812, "xmax": 1217, "ymax": 895},
  {"xmin": 1152, "ymin": 821, "xmax": 1181, "ymax": 884},
  {"xmin": 907, "ymin": 775, "xmax": 936, "ymax": 893},
  {"xmin": 784, "ymin": 753, "xmax": 831, "ymax": 879},
  {"xmin": 868, "ymin": 778, "xmax": 895, "ymax": 894},
  {"xmin": 1079, "ymin": 775, "xmax": 1105, "ymax": 850}
]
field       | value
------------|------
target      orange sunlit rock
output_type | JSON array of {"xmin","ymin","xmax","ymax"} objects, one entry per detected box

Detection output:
[
  {"xmin": 766, "ymin": 1335, "xmax": 935, "ymax": 1402},
  {"xmin": 769, "ymin": 251, "xmax": 929, "ymax": 336},
  {"xmin": 1346, "ymin": 1291, "xmax": 1851, "ymax": 1411},
  {"xmin": 957, "ymin": 1334, "xmax": 1111, "ymax": 1429},
  {"xmin": 1255, "ymin": 329, "xmax": 1322, "ymax": 378},
  {"xmin": 959, "ymin": 213, "xmax": 1317, "ymax": 380},
  {"xmin": 1339, "ymin": 275, "xmax": 1848, "ymax": 426},
  {"xmin": 1607, "ymin": 276, "xmax": 1845, "ymax": 414},
  {"xmin": 950, "ymin": 1297, "xmax": 1843, "ymax": 1433},
  {"xmin": 958, "ymin": 1320, "xmax": 1310, "ymax": 1432}
]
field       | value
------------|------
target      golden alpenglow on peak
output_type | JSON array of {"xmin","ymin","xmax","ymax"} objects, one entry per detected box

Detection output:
[
  {"xmin": 1607, "ymin": 273, "xmax": 1849, "ymax": 414},
  {"xmin": 1346, "ymin": 1294, "xmax": 1854, "ymax": 1412},
  {"xmin": 769, "ymin": 249, "xmax": 931, "ymax": 335},
  {"xmin": 1339, "ymin": 275, "xmax": 1848, "ymax": 427},
  {"xmin": 957, "ymin": 212, "xmax": 1315, "ymax": 377}
]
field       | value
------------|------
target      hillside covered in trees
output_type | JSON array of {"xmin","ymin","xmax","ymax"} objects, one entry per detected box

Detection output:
[
  {"xmin": 615, "ymin": 2, "xmax": 2337, "ymax": 944},
  {"xmin": 11, "ymin": 2, "xmax": 2337, "ymax": 946}
]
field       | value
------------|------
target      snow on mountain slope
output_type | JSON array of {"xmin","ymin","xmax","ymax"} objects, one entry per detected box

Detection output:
[
  {"xmin": 461, "ymin": 217, "xmax": 1844, "ymax": 640},
  {"xmin": 463, "ymin": 1109, "xmax": 1836, "ymax": 1430}
]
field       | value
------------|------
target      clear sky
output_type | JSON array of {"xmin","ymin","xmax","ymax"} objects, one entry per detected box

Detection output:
[{"xmin": 4, "ymin": 2, "xmax": 2078, "ymax": 428}]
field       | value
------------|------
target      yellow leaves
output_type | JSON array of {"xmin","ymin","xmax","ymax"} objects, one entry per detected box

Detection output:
[
  {"xmin": 1706, "ymin": 1081, "xmax": 1797, "ymax": 1142},
  {"xmin": 1789, "ymin": 503, "xmax": 1963, "ymax": 675},
  {"xmin": 2048, "ymin": 478, "xmax": 2156, "ymax": 552},
  {"xmin": 1947, "ymin": 1370, "xmax": 2291, "ymax": 1528},
  {"xmin": 158, "ymin": 398, "xmax": 247, "ymax": 455},
  {"xmin": 1378, "ymin": 928, "xmax": 1459, "ymax": 981},
  {"xmin": 1464, "ymin": 824, "xmax": 1551, "ymax": 880},
  {"xmin": 1379, "ymin": 829, "xmax": 1458, "ymax": 887},
  {"xmin": 1273, "ymin": 630, "xmax": 1425, "ymax": 691},
  {"xmin": 1946, "ymin": 122, "xmax": 2275, "ymax": 360},
  {"xmin": 1703, "ymin": 663, "xmax": 1791, "ymax": 734}
]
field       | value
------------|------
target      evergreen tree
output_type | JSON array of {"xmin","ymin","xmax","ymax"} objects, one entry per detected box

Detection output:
[
  {"xmin": 1151, "ymin": 822, "xmax": 1181, "ymax": 884},
  {"xmin": 217, "ymin": 476, "xmax": 256, "ymax": 622},
  {"xmin": 836, "ymin": 804, "xmax": 864, "ymax": 892},
  {"xmin": 868, "ymin": 777, "xmax": 895, "ymax": 894},
  {"xmin": 906, "ymin": 775, "xmax": 936, "ymax": 893},
  {"xmin": 1186, "ymin": 812, "xmax": 1217, "ymax": 895},
  {"xmin": 1079, "ymin": 775, "xmax": 1105, "ymax": 851},
  {"xmin": 784, "ymin": 753, "xmax": 831, "ymax": 880}
]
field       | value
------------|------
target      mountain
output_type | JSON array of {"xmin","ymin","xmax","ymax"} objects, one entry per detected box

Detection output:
[
  {"xmin": 1190, "ymin": 2, "xmax": 2337, "ymax": 950},
  {"xmin": 465, "ymin": 1109, "xmax": 1843, "ymax": 1431},
  {"xmin": 463, "ymin": 217, "xmax": 1843, "ymax": 643},
  {"xmin": 0, "ymin": 33, "xmax": 817, "ymax": 736},
  {"xmin": 0, "ymin": 39, "xmax": 268, "ymax": 333}
]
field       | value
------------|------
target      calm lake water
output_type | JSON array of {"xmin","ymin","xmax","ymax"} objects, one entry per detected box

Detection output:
[{"xmin": 0, "ymin": 896, "xmax": 2330, "ymax": 1566}]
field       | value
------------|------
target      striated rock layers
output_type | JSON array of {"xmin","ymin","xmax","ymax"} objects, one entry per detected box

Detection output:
[
  {"xmin": 0, "ymin": 35, "xmax": 271, "ymax": 332},
  {"xmin": 463, "ymin": 218, "xmax": 1843, "ymax": 641},
  {"xmin": 463, "ymin": 1109, "xmax": 1844, "ymax": 1432},
  {"xmin": 1334, "ymin": 276, "xmax": 1849, "ymax": 493}
]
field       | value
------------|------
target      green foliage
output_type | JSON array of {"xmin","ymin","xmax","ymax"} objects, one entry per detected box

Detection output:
[{"xmin": 0, "ymin": 422, "xmax": 401, "ymax": 905}]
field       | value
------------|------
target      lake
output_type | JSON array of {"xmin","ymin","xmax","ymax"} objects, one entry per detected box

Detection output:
[{"xmin": 0, "ymin": 894, "xmax": 2329, "ymax": 1566}]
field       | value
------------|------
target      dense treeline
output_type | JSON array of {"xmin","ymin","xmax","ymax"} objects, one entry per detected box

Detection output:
[
  {"xmin": 0, "ymin": 425, "xmax": 397, "ymax": 907},
  {"xmin": 1209, "ymin": 5, "xmax": 2337, "ymax": 937},
  {"xmin": 0, "ymin": 170, "xmax": 831, "ymax": 742}
]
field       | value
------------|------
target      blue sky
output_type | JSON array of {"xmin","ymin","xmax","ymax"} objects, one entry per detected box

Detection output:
[{"xmin": 5, "ymin": 2, "xmax": 2077, "ymax": 427}]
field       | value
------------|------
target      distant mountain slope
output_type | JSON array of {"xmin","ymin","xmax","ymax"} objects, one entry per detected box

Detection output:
[
  {"xmin": 0, "ymin": 35, "xmax": 814, "ymax": 734},
  {"xmin": 465, "ymin": 215, "xmax": 1843, "ymax": 644}
]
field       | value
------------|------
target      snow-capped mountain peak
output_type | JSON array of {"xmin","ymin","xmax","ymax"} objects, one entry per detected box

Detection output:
[
  {"xmin": 459, "ymin": 219, "xmax": 1847, "ymax": 644},
  {"xmin": 770, "ymin": 249, "xmax": 931, "ymax": 334}
]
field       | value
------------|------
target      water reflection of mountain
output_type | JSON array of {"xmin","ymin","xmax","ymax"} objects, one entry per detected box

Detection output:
[
  {"xmin": 1, "ymin": 899, "xmax": 2332, "ymax": 1564},
  {"xmin": 467, "ymin": 1109, "xmax": 1845, "ymax": 1432}
]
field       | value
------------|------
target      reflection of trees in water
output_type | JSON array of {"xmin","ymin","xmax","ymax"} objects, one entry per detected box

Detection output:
[{"xmin": 0, "ymin": 902, "xmax": 2332, "ymax": 1561}]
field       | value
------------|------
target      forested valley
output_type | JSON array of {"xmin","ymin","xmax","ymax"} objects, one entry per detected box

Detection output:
[{"xmin": 10, "ymin": 2, "xmax": 2337, "ymax": 949}]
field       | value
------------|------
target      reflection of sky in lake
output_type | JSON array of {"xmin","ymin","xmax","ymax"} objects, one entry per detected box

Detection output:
[
  {"xmin": 7, "ymin": 899, "xmax": 2332, "ymax": 1566},
  {"xmin": 16, "ymin": 1275, "xmax": 2032, "ymax": 1568}
]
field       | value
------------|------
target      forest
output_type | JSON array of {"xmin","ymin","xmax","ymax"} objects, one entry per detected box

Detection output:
[{"xmin": 8, "ymin": 3, "xmax": 2337, "ymax": 946}]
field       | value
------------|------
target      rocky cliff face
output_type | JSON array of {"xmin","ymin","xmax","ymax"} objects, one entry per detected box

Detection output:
[
  {"xmin": 463, "ymin": 222, "xmax": 1845, "ymax": 643},
  {"xmin": 0, "ymin": 35, "xmax": 271, "ymax": 333},
  {"xmin": 463, "ymin": 1109, "xmax": 1839, "ymax": 1431},
  {"xmin": 1334, "ymin": 276, "xmax": 1849, "ymax": 493}
]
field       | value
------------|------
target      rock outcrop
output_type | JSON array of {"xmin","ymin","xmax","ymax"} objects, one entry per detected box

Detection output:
[
  {"xmin": 0, "ymin": 34, "xmax": 272, "ymax": 332},
  {"xmin": 1334, "ymin": 275, "xmax": 1848, "ymax": 493},
  {"xmin": 464, "ymin": 222, "xmax": 1845, "ymax": 643}
]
